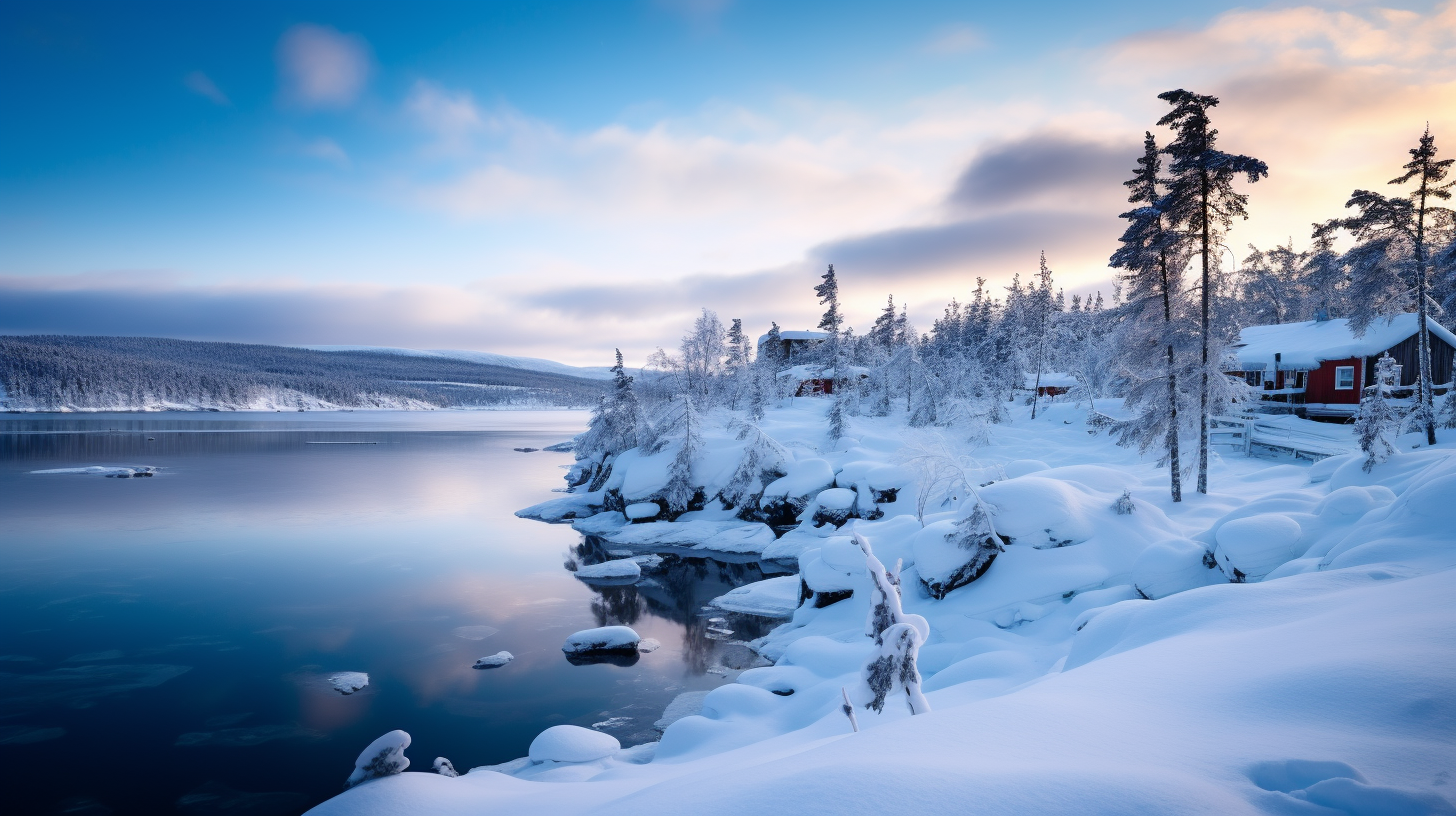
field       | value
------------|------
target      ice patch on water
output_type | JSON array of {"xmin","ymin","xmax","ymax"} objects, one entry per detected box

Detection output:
[{"xmin": 452, "ymin": 625, "xmax": 500, "ymax": 640}]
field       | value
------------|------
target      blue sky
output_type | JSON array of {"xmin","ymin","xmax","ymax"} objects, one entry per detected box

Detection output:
[{"xmin": 3, "ymin": 0, "xmax": 1453, "ymax": 363}]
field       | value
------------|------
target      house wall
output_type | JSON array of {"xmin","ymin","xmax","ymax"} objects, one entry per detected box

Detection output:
[
  {"xmin": 1307, "ymin": 357, "xmax": 1363, "ymax": 404},
  {"xmin": 1365, "ymin": 333, "xmax": 1456, "ymax": 387}
]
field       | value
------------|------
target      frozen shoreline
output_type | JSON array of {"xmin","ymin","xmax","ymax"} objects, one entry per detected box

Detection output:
[{"xmin": 309, "ymin": 399, "xmax": 1456, "ymax": 816}]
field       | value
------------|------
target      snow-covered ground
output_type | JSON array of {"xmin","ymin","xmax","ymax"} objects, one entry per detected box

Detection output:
[
  {"xmin": 303, "ymin": 346, "xmax": 616, "ymax": 380},
  {"xmin": 308, "ymin": 399, "xmax": 1456, "ymax": 816}
]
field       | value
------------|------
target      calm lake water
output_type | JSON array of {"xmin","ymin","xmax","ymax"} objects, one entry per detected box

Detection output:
[{"xmin": 0, "ymin": 411, "xmax": 779, "ymax": 816}]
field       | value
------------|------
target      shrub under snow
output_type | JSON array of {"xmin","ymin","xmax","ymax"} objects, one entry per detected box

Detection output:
[{"xmin": 345, "ymin": 730, "xmax": 410, "ymax": 789}]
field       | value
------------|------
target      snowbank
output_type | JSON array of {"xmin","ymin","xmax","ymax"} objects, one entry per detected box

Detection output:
[{"xmin": 709, "ymin": 575, "xmax": 801, "ymax": 617}]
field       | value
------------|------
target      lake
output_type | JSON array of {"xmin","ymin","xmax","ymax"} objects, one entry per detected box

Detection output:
[{"xmin": 0, "ymin": 411, "xmax": 780, "ymax": 816}]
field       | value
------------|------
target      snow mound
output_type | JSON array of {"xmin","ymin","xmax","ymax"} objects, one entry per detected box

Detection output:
[
  {"xmin": 345, "ymin": 730, "xmax": 410, "ymax": 788},
  {"xmin": 654, "ymin": 690, "xmax": 710, "ymax": 732},
  {"xmin": 562, "ymin": 626, "xmax": 640, "ymax": 654},
  {"xmin": 1214, "ymin": 513, "xmax": 1305, "ymax": 582},
  {"xmin": 624, "ymin": 502, "xmax": 661, "ymax": 521},
  {"xmin": 762, "ymin": 459, "xmax": 834, "ymax": 501},
  {"xmin": 329, "ymin": 672, "xmax": 369, "ymax": 695},
  {"xmin": 1003, "ymin": 459, "xmax": 1049, "ymax": 478},
  {"xmin": 573, "ymin": 559, "xmax": 642, "ymax": 582},
  {"xmin": 814, "ymin": 487, "xmax": 855, "ymax": 510},
  {"xmin": 1132, "ymin": 539, "xmax": 1220, "ymax": 599},
  {"xmin": 710, "ymin": 575, "xmax": 801, "ymax": 617},
  {"xmin": 587, "ymin": 520, "xmax": 776, "ymax": 554},
  {"xmin": 473, "ymin": 652, "xmax": 514, "ymax": 669},
  {"xmin": 910, "ymin": 520, "xmax": 997, "ymax": 599},
  {"xmin": 978, "ymin": 476, "xmax": 1102, "ymax": 547},
  {"xmin": 528, "ymin": 725, "xmax": 620, "ymax": 764}
]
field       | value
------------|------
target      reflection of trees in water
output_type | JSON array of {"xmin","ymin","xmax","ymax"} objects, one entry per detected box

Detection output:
[
  {"xmin": 572, "ymin": 536, "xmax": 782, "ymax": 676},
  {"xmin": 590, "ymin": 585, "xmax": 645, "ymax": 627}
]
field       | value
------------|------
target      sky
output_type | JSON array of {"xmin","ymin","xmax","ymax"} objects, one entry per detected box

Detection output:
[{"xmin": 3, "ymin": 0, "xmax": 1455, "ymax": 365}]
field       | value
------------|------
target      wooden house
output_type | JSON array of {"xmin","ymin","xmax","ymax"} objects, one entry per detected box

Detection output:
[{"xmin": 1231, "ymin": 314, "xmax": 1456, "ymax": 418}]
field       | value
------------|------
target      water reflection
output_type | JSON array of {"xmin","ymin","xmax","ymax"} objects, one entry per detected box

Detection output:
[{"xmin": 0, "ymin": 412, "xmax": 787, "ymax": 816}]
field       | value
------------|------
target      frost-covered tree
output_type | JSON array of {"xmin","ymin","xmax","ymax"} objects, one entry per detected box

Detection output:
[
  {"xmin": 680, "ymin": 309, "xmax": 727, "ymax": 404},
  {"xmin": 1027, "ymin": 252, "xmax": 1059, "ymax": 419},
  {"xmin": 724, "ymin": 318, "xmax": 753, "ymax": 409},
  {"xmin": 1111, "ymin": 132, "xmax": 1194, "ymax": 501},
  {"xmin": 1356, "ymin": 353, "xmax": 1403, "ymax": 472},
  {"xmin": 869, "ymin": 295, "xmax": 898, "ymax": 348},
  {"xmin": 575, "ymin": 349, "xmax": 646, "ymax": 489},
  {"xmin": 1303, "ymin": 223, "xmax": 1348, "ymax": 320},
  {"xmin": 816, "ymin": 265, "xmax": 849, "ymax": 439},
  {"xmin": 1337, "ymin": 127, "xmax": 1453, "ymax": 446},
  {"xmin": 659, "ymin": 395, "xmax": 703, "ymax": 515},
  {"xmin": 1157, "ymin": 89, "xmax": 1268, "ymax": 494},
  {"xmin": 719, "ymin": 419, "xmax": 790, "ymax": 512},
  {"xmin": 856, "ymin": 534, "xmax": 930, "ymax": 716}
]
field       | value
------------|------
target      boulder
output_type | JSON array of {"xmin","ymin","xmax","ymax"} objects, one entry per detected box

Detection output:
[
  {"xmin": 1132, "ymin": 538, "xmax": 1220, "ymax": 599},
  {"xmin": 1214, "ymin": 513, "xmax": 1304, "ymax": 582},
  {"xmin": 528, "ymin": 725, "xmax": 620, "ymax": 764}
]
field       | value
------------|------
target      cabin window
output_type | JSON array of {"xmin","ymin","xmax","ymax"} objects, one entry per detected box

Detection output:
[
  {"xmin": 1335, "ymin": 366, "xmax": 1355, "ymax": 390},
  {"xmin": 1245, "ymin": 371, "xmax": 1261, "ymax": 387},
  {"xmin": 1294, "ymin": 371, "xmax": 1306, "ymax": 389}
]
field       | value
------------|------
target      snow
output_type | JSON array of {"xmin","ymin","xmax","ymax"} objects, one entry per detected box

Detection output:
[
  {"xmin": 345, "ymin": 730, "xmax": 410, "ymax": 789},
  {"xmin": 1214, "ymin": 513, "xmax": 1305, "ymax": 581},
  {"xmin": 528, "ymin": 725, "xmax": 620, "ymax": 763},
  {"xmin": 709, "ymin": 575, "xmax": 801, "ymax": 617},
  {"xmin": 1022, "ymin": 372, "xmax": 1078, "ymax": 389},
  {"xmin": 577, "ymin": 518, "xmax": 777, "ymax": 555},
  {"xmin": 562, "ymin": 626, "xmax": 640, "ymax": 654},
  {"xmin": 1233, "ymin": 314, "xmax": 1456, "ymax": 370},
  {"xmin": 761, "ymin": 459, "xmax": 835, "ymax": 501},
  {"xmin": 329, "ymin": 672, "xmax": 369, "ymax": 695},
  {"xmin": 813, "ymin": 487, "xmax": 855, "ymax": 511},
  {"xmin": 307, "ymin": 399, "xmax": 1456, "ymax": 816},
  {"xmin": 472, "ymin": 652, "xmax": 514, "ymax": 669},
  {"xmin": 624, "ymin": 502, "xmax": 661, "ymax": 520},
  {"xmin": 573, "ymin": 559, "xmax": 642, "ymax": 582}
]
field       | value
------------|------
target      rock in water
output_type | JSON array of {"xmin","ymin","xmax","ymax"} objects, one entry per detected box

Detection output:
[
  {"xmin": 562, "ymin": 626, "xmax": 640, "ymax": 654},
  {"xmin": 528, "ymin": 725, "xmax": 620, "ymax": 763},
  {"xmin": 637, "ymin": 638, "xmax": 660, "ymax": 653},
  {"xmin": 473, "ymin": 651, "xmax": 514, "ymax": 669},
  {"xmin": 572, "ymin": 559, "xmax": 642, "ymax": 582},
  {"xmin": 345, "ymin": 730, "xmax": 410, "ymax": 788},
  {"xmin": 329, "ymin": 672, "xmax": 369, "ymax": 695}
]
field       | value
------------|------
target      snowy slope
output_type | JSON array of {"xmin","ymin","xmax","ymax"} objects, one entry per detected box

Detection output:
[
  {"xmin": 304, "ymin": 345, "xmax": 616, "ymax": 380},
  {"xmin": 309, "ymin": 401, "xmax": 1456, "ymax": 816}
]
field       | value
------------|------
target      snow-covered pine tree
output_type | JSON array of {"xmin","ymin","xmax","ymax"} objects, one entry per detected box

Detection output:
[
  {"xmin": 816, "ymin": 264, "xmax": 848, "ymax": 439},
  {"xmin": 1303, "ymin": 222, "xmax": 1348, "ymax": 321},
  {"xmin": 1028, "ymin": 251, "xmax": 1058, "ymax": 419},
  {"xmin": 1157, "ymin": 89, "xmax": 1269, "ymax": 494},
  {"xmin": 725, "ymin": 318, "xmax": 750, "ymax": 410},
  {"xmin": 1356, "ymin": 353, "xmax": 1402, "ymax": 472},
  {"xmin": 662, "ymin": 395, "xmax": 703, "ymax": 515},
  {"xmin": 720, "ymin": 420, "xmax": 790, "ymax": 512},
  {"xmin": 1110, "ymin": 132, "xmax": 1194, "ymax": 501},
  {"xmin": 680, "ymin": 309, "xmax": 727, "ymax": 405},
  {"xmin": 1339, "ymin": 127, "xmax": 1453, "ymax": 446},
  {"xmin": 869, "ymin": 295, "xmax": 898, "ymax": 348}
]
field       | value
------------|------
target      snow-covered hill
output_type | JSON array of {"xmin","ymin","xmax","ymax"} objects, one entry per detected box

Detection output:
[
  {"xmin": 304, "ymin": 345, "xmax": 616, "ymax": 380},
  {"xmin": 308, "ymin": 400, "xmax": 1456, "ymax": 816}
]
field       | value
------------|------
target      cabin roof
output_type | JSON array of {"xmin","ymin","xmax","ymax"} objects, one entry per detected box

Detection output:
[
  {"xmin": 1233, "ymin": 314, "xmax": 1456, "ymax": 370},
  {"xmin": 757, "ymin": 329, "xmax": 830, "ymax": 345}
]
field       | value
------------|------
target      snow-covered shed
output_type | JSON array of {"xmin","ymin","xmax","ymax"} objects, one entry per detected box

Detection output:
[
  {"xmin": 757, "ymin": 330, "xmax": 829, "ymax": 365},
  {"xmin": 777, "ymin": 364, "xmax": 871, "ymax": 397},
  {"xmin": 1022, "ymin": 372, "xmax": 1077, "ymax": 397},
  {"xmin": 1231, "ymin": 314, "xmax": 1456, "ymax": 417}
]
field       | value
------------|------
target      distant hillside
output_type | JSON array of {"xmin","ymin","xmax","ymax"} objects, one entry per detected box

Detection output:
[
  {"xmin": 0, "ymin": 335, "xmax": 608, "ymax": 412},
  {"xmin": 303, "ymin": 345, "xmax": 616, "ymax": 380}
]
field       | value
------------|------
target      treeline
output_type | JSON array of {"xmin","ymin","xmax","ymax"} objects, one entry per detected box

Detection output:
[
  {"xmin": 576, "ymin": 88, "xmax": 1456, "ymax": 504},
  {"xmin": 0, "ymin": 335, "xmax": 606, "ymax": 411}
]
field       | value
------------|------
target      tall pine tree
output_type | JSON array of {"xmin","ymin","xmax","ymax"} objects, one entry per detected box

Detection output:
[
  {"xmin": 1157, "ymin": 89, "xmax": 1268, "ymax": 494},
  {"xmin": 816, "ymin": 264, "xmax": 848, "ymax": 439}
]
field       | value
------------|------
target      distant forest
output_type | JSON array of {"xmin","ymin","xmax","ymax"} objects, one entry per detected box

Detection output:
[{"xmin": 0, "ymin": 335, "xmax": 607, "ymax": 411}]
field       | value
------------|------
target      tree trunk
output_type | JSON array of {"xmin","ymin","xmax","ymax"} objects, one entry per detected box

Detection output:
[
  {"xmin": 1160, "ymin": 249, "xmax": 1182, "ymax": 503},
  {"xmin": 1198, "ymin": 167, "xmax": 1211, "ymax": 495},
  {"xmin": 1415, "ymin": 179, "xmax": 1438, "ymax": 446}
]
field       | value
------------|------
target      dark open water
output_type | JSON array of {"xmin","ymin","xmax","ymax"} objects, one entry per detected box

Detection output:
[{"xmin": 0, "ymin": 411, "xmax": 776, "ymax": 816}]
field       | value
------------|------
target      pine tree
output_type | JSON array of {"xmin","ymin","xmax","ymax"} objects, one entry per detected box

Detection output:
[
  {"xmin": 1339, "ymin": 127, "xmax": 1453, "ymax": 446},
  {"xmin": 1110, "ymin": 132, "xmax": 1193, "ymax": 501},
  {"xmin": 1028, "ymin": 252, "xmax": 1058, "ymax": 419},
  {"xmin": 816, "ymin": 264, "xmax": 849, "ymax": 439},
  {"xmin": 869, "ymin": 295, "xmax": 898, "ymax": 348},
  {"xmin": 1157, "ymin": 89, "xmax": 1268, "ymax": 494},
  {"xmin": 855, "ymin": 534, "xmax": 930, "ymax": 716},
  {"xmin": 1356, "ymin": 354, "xmax": 1402, "ymax": 472},
  {"xmin": 662, "ymin": 395, "xmax": 702, "ymax": 515}
]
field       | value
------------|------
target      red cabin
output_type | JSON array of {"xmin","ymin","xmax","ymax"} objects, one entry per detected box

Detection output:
[{"xmin": 1231, "ymin": 314, "xmax": 1456, "ymax": 419}]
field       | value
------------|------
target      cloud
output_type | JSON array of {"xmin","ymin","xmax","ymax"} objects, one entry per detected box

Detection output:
[
  {"xmin": 924, "ymin": 24, "xmax": 986, "ymax": 56},
  {"xmin": 299, "ymin": 137, "xmax": 349, "ymax": 166},
  {"xmin": 183, "ymin": 71, "xmax": 229, "ymax": 105},
  {"xmin": 946, "ymin": 131, "xmax": 1138, "ymax": 212},
  {"xmin": 276, "ymin": 24, "xmax": 371, "ymax": 110}
]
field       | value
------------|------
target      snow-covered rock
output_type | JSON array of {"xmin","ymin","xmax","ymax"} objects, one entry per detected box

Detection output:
[
  {"xmin": 624, "ymin": 502, "xmax": 661, "ymax": 521},
  {"xmin": 810, "ymin": 487, "xmax": 857, "ymax": 527},
  {"xmin": 1132, "ymin": 539, "xmax": 1220, "ymax": 599},
  {"xmin": 710, "ymin": 575, "xmax": 801, "ymax": 617},
  {"xmin": 562, "ymin": 626, "xmax": 640, "ymax": 654},
  {"xmin": 472, "ymin": 651, "xmax": 514, "ymax": 669},
  {"xmin": 528, "ymin": 725, "xmax": 620, "ymax": 764},
  {"xmin": 910, "ymin": 520, "xmax": 998, "ymax": 599},
  {"xmin": 573, "ymin": 559, "xmax": 642, "ymax": 582},
  {"xmin": 1214, "ymin": 513, "xmax": 1305, "ymax": 582},
  {"xmin": 329, "ymin": 672, "xmax": 369, "ymax": 695},
  {"xmin": 583, "ymin": 519, "xmax": 776, "ymax": 555},
  {"xmin": 978, "ymin": 476, "xmax": 1102, "ymax": 548},
  {"xmin": 637, "ymin": 638, "xmax": 660, "ymax": 653},
  {"xmin": 345, "ymin": 730, "xmax": 410, "ymax": 788},
  {"xmin": 516, "ymin": 492, "xmax": 603, "ymax": 523}
]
